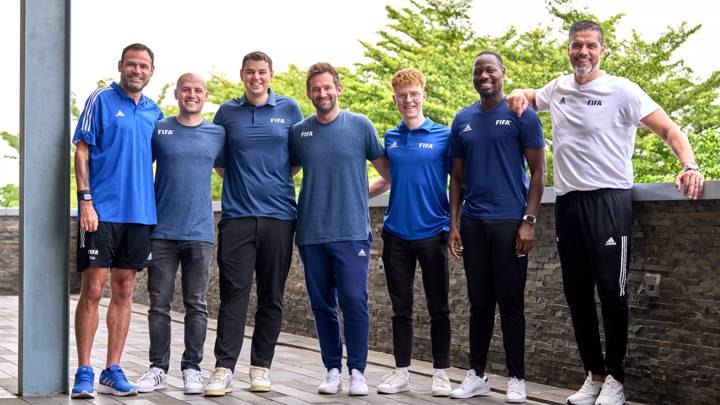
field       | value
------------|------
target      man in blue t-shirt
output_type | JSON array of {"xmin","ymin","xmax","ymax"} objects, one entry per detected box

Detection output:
[
  {"xmin": 204, "ymin": 52, "xmax": 303, "ymax": 396},
  {"xmin": 71, "ymin": 43, "xmax": 163, "ymax": 398},
  {"xmin": 368, "ymin": 68, "xmax": 453, "ymax": 397},
  {"xmin": 447, "ymin": 51, "xmax": 546, "ymax": 403},
  {"xmin": 289, "ymin": 63, "xmax": 389, "ymax": 396},
  {"xmin": 134, "ymin": 73, "xmax": 224, "ymax": 395}
]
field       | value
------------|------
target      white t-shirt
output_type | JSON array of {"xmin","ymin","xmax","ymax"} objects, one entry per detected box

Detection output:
[{"xmin": 536, "ymin": 73, "xmax": 660, "ymax": 195}]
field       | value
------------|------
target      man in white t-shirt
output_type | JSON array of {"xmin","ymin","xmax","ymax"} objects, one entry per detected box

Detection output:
[{"xmin": 507, "ymin": 20, "xmax": 704, "ymax": 405}]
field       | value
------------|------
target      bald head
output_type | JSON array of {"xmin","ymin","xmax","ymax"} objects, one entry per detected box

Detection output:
[{"xmin": 174, "ymin": 73, "xmax": 208, "ymax": 117}]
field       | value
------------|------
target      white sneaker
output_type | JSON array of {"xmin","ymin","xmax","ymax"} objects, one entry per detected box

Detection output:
[
  {"xmin": 431, "ymin": 371, "xmax": 452, "ymax": 397},
  {"xmin": 318, "ymin": 368, "xmax": 342, "ymax": 394},
  {"xmin": 349, "ymin": 369, "xmax": 368, "ymax": 396},
  {"xmin": 450, "ymin": 369, "xmax": 490, "ymax": 399},
  {"xmin": 203, "ymin": 367, "xmax": 233, "ymax": 397},
  {"xmin": 595, "ymin": 375, "xmax": 625, "ymax": 405},
  {"xmin": 249, "ymin": 366, "xmax": 272, "ymax": 392},
  {"xmin": 182, "ymin": 368, "xmax": 203, "ymax": 395},
  {"xmin": 135, "ymin": 366, "xmax": 166, "ymax": 393},
  {"xmin": 567, "ymin": 372, "xmax": 603, "ymax": 405},
  {"xmin": 377, "ymin": 369, "xmax": 410, "ymax": 394},
  {"xmin": 506, "ymin": 377, "xmax": 526, "ymax": 403}
]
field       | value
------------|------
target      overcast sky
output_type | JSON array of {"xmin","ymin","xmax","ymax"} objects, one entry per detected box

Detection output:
[{"xmin": 1, "ymin": 0, "xmax": 718, "ymax": 185}]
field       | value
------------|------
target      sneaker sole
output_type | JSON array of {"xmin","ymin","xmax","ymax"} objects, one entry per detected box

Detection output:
[
  {"xmin": 96, "ymin": 385, "xmax": 138, "ymax": 396},
  {"xmin": 203, "ymin": 388, "xmax": 231, "ymax": 397},
  {"xmin": 377, "ymin": 386, "xmax": 410, "ymax": 394},
  {"xmin": 71, "ymin": 390, "xmax": 95, "ymax": 399},
  {"xmin": 250, "ymin": 384, "xmax": 272, "ymax": 392},
  {"xmin": 349, "ymin": 389, "xmax": 369, "ymax": 396},
  {"xmin": 318, "ymin": 385, "xmax": 342, "ymax": 394},
  {"xmin": 432, "ymin": 389, "xmax": 451, "ymax": 397},
  {"xmin": 507, "ymin": 396, "xmax": 527, "ymax": 403},
  {"xmin": 451, "ymin": 387, "xmax": 491, "ymax": 399},
  {"xmin": 184, "ymin": 385, "xmax": 203, "ymax": 395},
  {"xmin": 136, "ymin": 383, "xmax": 166, "ymax": 393}
]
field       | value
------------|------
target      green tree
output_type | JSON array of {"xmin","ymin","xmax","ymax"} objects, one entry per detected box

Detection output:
[{"xmin": 0, "ymin": 131, "xmax": 19, "ymax": 207}]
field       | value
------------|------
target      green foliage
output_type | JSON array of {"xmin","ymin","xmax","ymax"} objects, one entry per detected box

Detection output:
[
  {"xmin": 1, "ymin": 131, "xmax": 18, "ymax": 159},
  {"xmin": 0, "ymin": 184, "xmax": 18, "ymax": 208}
]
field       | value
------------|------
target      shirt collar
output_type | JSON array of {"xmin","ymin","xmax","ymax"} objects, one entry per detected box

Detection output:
[
  {"xmin": 398, "ymin": 117, "xmax": 434, "ymax": 133},
  {"xmin": 236, "ymin": 88, "xmax": 277, "ymax": 107},
  {"xmin": 111, "ymin": 81, "xmax": 148, "ymax": 105}
]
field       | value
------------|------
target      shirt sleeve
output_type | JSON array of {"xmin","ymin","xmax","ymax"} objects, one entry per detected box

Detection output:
[
  {"xmin": 447, "ymin": 114, "xmax": 465, "ymax": 158},
  {"xmin": 73, "ymin": 90, "xmax": 103, "ymax": 146},
  {"xmin": 213, "ymin": 126, "xmax": 227, "ymax": 168},
  {"xmin": 288, "ymin": 123, "xmax": 301, "ymax": 167},
  {"xmin": 289, "ymin": 99, "xmax": 304, "ymax": 124},
  {"xmin": 534, "ymin": 78, "xmax": 558, "ymax": 113},
  {"xmin": 622, "ymin": 79, "xmax": 661, "ymax": 126},
  {"xmin": 212, "ymin": 106, "xmax": 224, "ymax": 125},
  {"xmin": 364, "ymin": 116, "xmax": 384, "ymax": 161},
  {"xmin": 519, "ymin": 108, "xmax": 546, "ymax": 149}
]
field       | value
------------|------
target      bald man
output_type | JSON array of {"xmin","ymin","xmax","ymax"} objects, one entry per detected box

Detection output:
[{"xmin": 135, "ymin": 73, "xmax": 226, "ymax": 394}]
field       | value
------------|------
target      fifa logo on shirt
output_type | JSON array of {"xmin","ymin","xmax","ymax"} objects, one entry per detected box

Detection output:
[
  {"xmin": 300, "ymin": 131, "xmax": 313, "ymax": 138},
  {"xmin": 495, "ymin": 120, "xmax": 511, "ymax": 126},
  {"xmin": 157, "ymin": 129, "xmax": 174, "ymax": 135},
  {"xmin": 270, "ymin": 117, "xmax": 286, "ymax": 124},
  {"xmin": 418, "ymin": 143, "xmax": 434, "ymax": 149},
  {"xmin": 587, "ymin": 99, "xmax": 603, "ymax": 106}
]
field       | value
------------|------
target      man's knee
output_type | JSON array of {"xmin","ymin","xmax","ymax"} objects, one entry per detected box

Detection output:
[{"xmin": 110, "ymin": 270, "xmax": 136, "ymax": 301}]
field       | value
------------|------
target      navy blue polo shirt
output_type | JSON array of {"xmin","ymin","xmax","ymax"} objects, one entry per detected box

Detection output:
[
  {"xmin": 448, "ymin": 99, "xmax": 544, "ymax": 220},
  {"xmin": 213, "ymin": 89, "xmax": 303, "ymax": 220},
  {"xmin": 152, "ymin": 117, "xmax": 225, "ymax": 243},
  {"xmin": 383, "ymin": 118, "xmax": 451, "ymax": 240},
  {"xmin": 72, "ymin": 82, "xmax": 163, "ymax": 224}
]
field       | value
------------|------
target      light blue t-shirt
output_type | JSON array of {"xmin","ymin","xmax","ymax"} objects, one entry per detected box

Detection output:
[
  {"xmin": 448, "ymin": 98, "xmax": 545, "ymax": 220},
  {"xmin": 289, "ymin": 111, "xmax": 385, "ymax": 245},
  {"xmin": 151, "ymin": 117, "xmax": 225, "ymax": 243},
  {"xmin": 213, "ymin": 89, "xmax": 303, "ymax": 220},
  {"xmin": 72, "ymin": 82, "xmax": 163, "ymax": 224},
  {"xmin": 383, "ymin": 118, "xmax": 451, "ymax": 240}
]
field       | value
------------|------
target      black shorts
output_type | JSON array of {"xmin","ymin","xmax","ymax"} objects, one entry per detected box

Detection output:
[{"xmin": 76, "ymin": 221, "xmax": 152, "ymax": 272}]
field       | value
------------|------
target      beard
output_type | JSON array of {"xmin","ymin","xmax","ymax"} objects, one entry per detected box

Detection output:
[
  {"xmin": 312, "ymin": 97, "xmax": 337, "ymax": 115},
  {"xmin": 571, "ymin": 59, "xmax": 598, "ymax": 79},
  {"xmin": 122, "ymin": 75, "xmax": 147, "ymax": 92}
]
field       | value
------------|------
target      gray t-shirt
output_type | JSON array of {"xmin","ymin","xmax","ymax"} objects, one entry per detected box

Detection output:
[
  {"xmin": 289, "ymin": 111, "xmax": 384, "ymax": 245},
  {"xmin": 152, "ymin": 117, "xmax": 226, "ymax": 243}
]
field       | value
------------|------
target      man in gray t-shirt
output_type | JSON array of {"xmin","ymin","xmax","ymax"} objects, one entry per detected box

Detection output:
[
  {"xmin": 289, "ymin": 63, "xmax": 389, "ymax": 396},
  {"xmin": 135, "ymin": 73, "xmax": 225, "ymax": 395}
]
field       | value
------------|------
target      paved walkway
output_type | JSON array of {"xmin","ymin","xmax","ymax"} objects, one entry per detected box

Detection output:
[{"xmin": 0, "ymin": 296, "xmax": 617, "ymax": 404}]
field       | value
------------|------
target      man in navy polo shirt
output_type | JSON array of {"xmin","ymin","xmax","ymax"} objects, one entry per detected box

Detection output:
[
  {"xmin": 134, "ymin": 73, "xmax": 225, "ymax": 394},
  {"xmin": 72, "ymin": 43, "xmax": 163, "ymax": 398},
  {"xmin": 289, "ymin": 63, "xmax": 389, "ymax": 397},
  {"xmin": 204, "ymin": 51, "xmax": 303, "ymax": 396},
  {"xmin": 368, "ymin": 68, "xmax": 453, "ymax": 397},
  {"xmin": 447, "ymin": 51, "xmax": 546, "ymax": 403}
]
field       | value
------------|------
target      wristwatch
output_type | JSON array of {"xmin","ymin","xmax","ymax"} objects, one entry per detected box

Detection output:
[
  {"xmin": 522, "ymin": 214, "xmax": 537, "ymax": 225},
  {"xmin": 682, "ymin": 162, "xmax": 700, "ymax": 172},
  {"xmin": 77, "ymin": 190, "xmax": 92, "ymax": 202}
]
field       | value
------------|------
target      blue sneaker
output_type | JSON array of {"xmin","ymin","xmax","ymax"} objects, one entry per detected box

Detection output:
[
  {"xmin": 97, "ymin": 364, "xmax": 137, "ymax": 396},
  {"xmin": 71, "ymin": 365, "xmax": 95, "ymax": 398}
]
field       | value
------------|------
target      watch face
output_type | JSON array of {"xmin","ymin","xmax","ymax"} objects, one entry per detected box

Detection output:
[{"xmin": 524, "ymin": 215, "xmax": 536, "ymax": 224}]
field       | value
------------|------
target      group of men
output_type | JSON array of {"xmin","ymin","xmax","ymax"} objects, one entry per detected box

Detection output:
[{"xmin": 70, "ymin": 19, "xmax": 704, "ymax": 405}]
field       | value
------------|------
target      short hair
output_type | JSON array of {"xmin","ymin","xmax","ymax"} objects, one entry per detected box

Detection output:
[
  {"xmin": 175, "ymin": 73, "xmax": 207, "ymax": 90},
  {"xmin": 391, "ymin": 68, "xmax": 426, "ymax": 90},
  {"xmin": 474, "ymin": 51, "xmax": 504, "ymax": 68},
  {"xmin": 242, "ymin": 51, "xmax": 273, "ymax": 72},
  {"xmin": 121, "ymin": 43, "xmax": 154, "ymax": 65},
  {"xmin": 569, "ymin": 20, "xmax": 604, "ymax": 45},
  {"xmin": 306, "ymin": 63, "xmax": 340, "ymax": 91}
]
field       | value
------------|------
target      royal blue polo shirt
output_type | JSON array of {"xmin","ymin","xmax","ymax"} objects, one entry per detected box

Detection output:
[
  {"xmin": 448, "ymin": 99, "xmax": 544, "ymax": 220},
  {"xmin": 72, "ymin": 82, "xmax": 163, "ymax": 224},
  {"xmin": 383, "ymin": 118, "xmax": 451, "ymax": 240},
  {"xmin": 213, "ymin": 89, "xmax": 303, "ymax": 220},
  {"xmin": 152, "ymin": 117, "xmax": 225, "ymax": 243}
]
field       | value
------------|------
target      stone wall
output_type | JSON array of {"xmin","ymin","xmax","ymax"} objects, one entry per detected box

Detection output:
[{"xmin": 1, "ymin": 188, "xmax": 718, "ymax": 404}]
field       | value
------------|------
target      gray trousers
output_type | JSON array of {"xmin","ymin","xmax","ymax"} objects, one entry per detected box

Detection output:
[{"xmin": 147, "ymin": 239, "xmax": 212, "ymax": 372}]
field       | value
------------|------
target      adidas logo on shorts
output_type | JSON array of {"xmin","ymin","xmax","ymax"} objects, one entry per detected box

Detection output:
[
  {"xmin": 357, "ymin": 249, "xmax": 367, "ymax": 257},
  {"xmin": 605, "ymin": 237, "xmax": 616, "ymax": 246}
]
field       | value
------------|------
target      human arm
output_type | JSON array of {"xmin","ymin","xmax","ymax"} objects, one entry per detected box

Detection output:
[
  {"xmin": 506, "ymin": 89, "xmax": 538, "ymax": 117},
  {"xmin": 641, "ymin": 109, "xmax": 704, "ymax": 200},
  {"xmin": 75, "ymin": 140, "xmax": 98, "ymax": 232},
  {"xmin": 448, "ymin": 157, "xmax": 465, "ymax": 258},
  {"xmin": 369, "ymin": 156, "xmax": 391, "ymax": 198},
  {"xmin": 515, "ymin": 148, "xmax": 546, "ymax": 256}
]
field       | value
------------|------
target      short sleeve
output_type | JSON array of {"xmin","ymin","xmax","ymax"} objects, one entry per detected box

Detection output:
[
  {"xmin": 73, "ymin": 90, "xmax": 103, "ymax": 146},
  {"xmin": 364, "ymin": 117, "xmax": 384, "ymax": 161},
  {"xmin": 519, "ymin": 108, "xmax": 545, "ymax": 150},
  {"xmin": 447, "ymin": 114, "xmax": 465, "ymax": 158},
  {"xmin": 213, "ymin": 127, "xmax": 227, "ymax": 168},
  {"xmin": 534, "ymin": 78, "xmax": 559, "ymax": 113},
  {"xmin": 289, "ymin": 99, "xmax": 304, "ymax": 125},
  {"xmin": 288, "ymin": 124, "xmax": 301, "ymax": 167},
  {"xmin": 622, "ymin": 80, "xmax": 660, "ymax": 126},
  {"xmin": 212, "ymin": 106, "xmax": 224, "ymax": 126}
]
